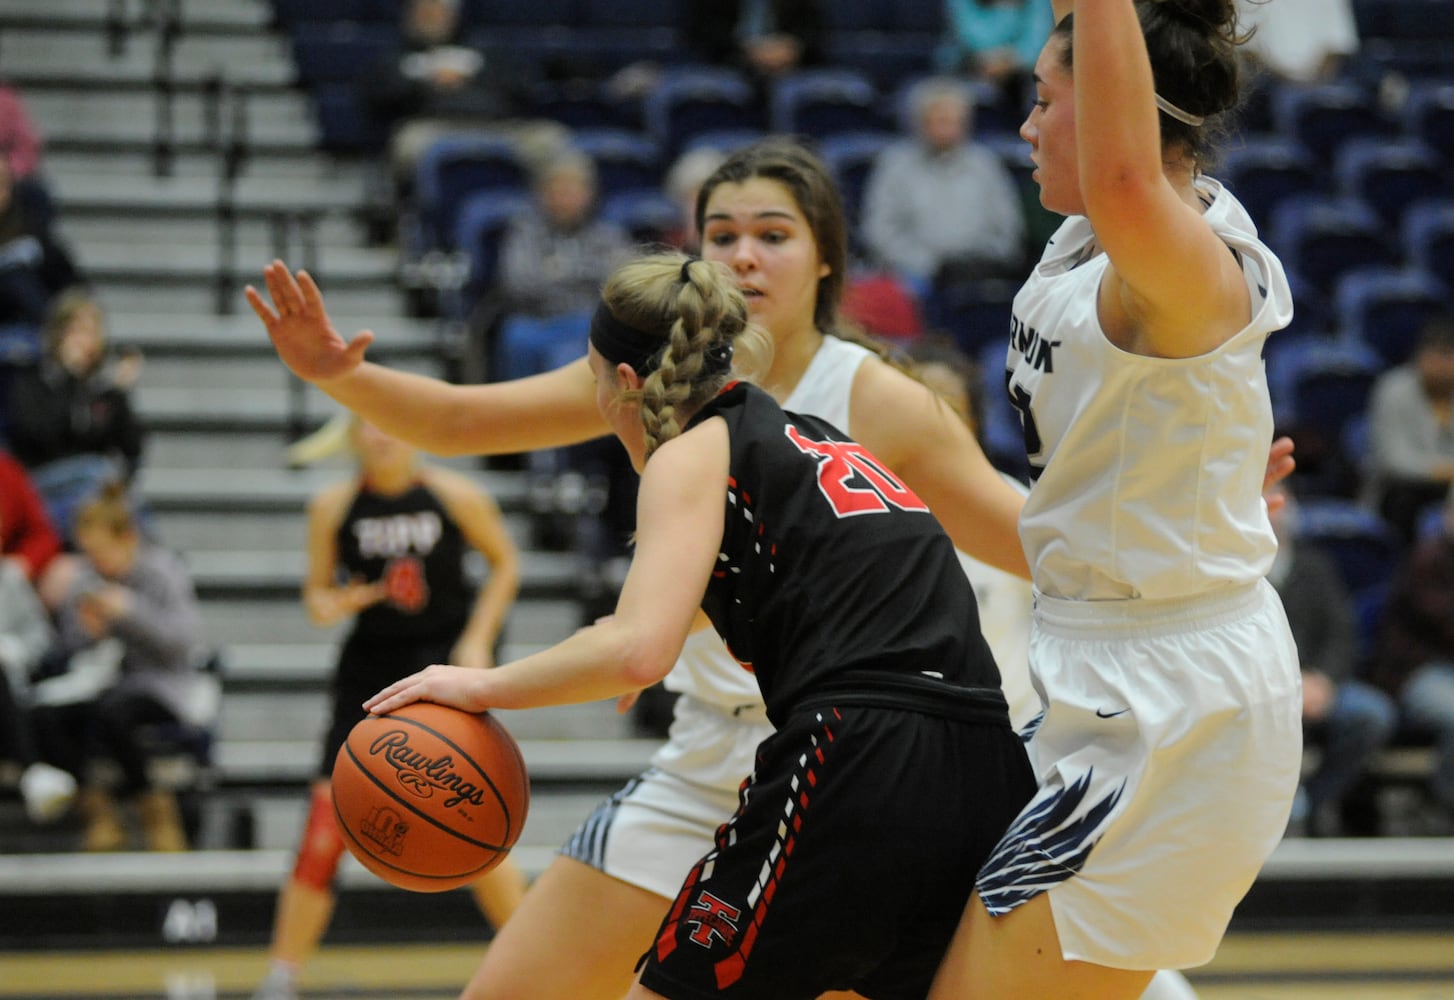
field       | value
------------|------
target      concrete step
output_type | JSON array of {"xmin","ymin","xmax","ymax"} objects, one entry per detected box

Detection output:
[
  {"xmin": 130, "ymin": 382, "xmax": 369, "ymax": 433},
  {"xmin": 52, "ymin": 169, "xmax": 368, "ymax": 217},
  {"xmin": 217, "ymin": 638, "xmax": 574, "ymax": 690},
  {"xmin": 0, "ymin": 0, "xmax": 274, "ymax": 32},
  {"xmin": 181, "ymin": 547, "xmax": 582, "ymax": 601},
  {"xmin": 155, "ymin": 507, "xmax": 535, "ymax": 554},
  {"xmin": 217, "ymin": 692, "xmax": 635, "ymax": 746},
  {"xmin": 200, "ymin": 597, "xmax": 582, "ymax": 648},
  {"xmin": 63, "ymin": 213, "xmax": 370, "ymax": 253},
  {"xmin": 138, "ymin": 466, "xmax": 529, "ymax": 514},
  {"xmin": 81, "ymin": 240, "xmax": 393, "ymax": 286},
  {"xmin": 27, "ymin": 87, "xmax": 317, "ymax": 149},
  {"xmin": 143, "ymin": 429, "xmax": 316, "ymax": 471},
  {"xmin": 137, "ymin": 353, "xmax": 437, "ymax": 392},
  {"xmin": 47, "ymin": 148, "xmax": 373, "ymax": 182},
  {"xmin": 89, "ymin": 280, "xmax": 409, "ymax": 318},
  {"xmin": 106, "ymin": 310, "xmax": 439, "ymax": 358}
]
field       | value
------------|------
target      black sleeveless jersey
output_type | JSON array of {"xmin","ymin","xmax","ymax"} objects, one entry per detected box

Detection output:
[
  {"xmin": 688, "ymin": 382, "xmax": 1003, "ymax": 726},
  {"xmin": 336, "ymin": 478, "xmax": 473, "ymax": 642}
]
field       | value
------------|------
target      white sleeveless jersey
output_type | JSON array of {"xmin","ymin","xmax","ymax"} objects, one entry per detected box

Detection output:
[
  {"xmin": 665, "ymin": 335, "xmax": 876, "ymax": 708},
  {"xmin": 1005, "ymin": 177, "xmax": 1292, "ymax": 601}
]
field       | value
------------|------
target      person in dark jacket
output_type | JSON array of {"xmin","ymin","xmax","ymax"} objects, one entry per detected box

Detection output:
[
  {"xmin": 4, "ymin": 289, "xmax": 144, "ymax": 541},
  {"xmin": 1371, "ymin": 487, "xmax": 1454, "ymax": 833},
  {"xmin": 1269, "ymin": 485, "xmax": 1398, "ymax": 835}
]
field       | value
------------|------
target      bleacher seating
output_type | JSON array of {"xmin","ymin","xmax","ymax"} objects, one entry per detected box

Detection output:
[
  {"xmin": 1333, "ymin": 137, "xmax": 1450, "ymax": 228},
  {"xmin": 768, "ymin": 67, "xmax": 884, "ymax": 140},
  {"xmin": 1336, "ymin": 265, "xmax": 1447, "ymax": 368},
  {"xmin": 1269, "ymin": 195, "xmax": 1398, "ymax": 297}
]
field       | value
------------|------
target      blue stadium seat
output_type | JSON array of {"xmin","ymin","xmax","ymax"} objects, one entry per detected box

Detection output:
[
  {"xmin": 816, "ymin": 129, "xmax": 896, "ymax": 236},
  {"xmin": 976, "ymin": 340, "xmax": 1031, "ymax": 482},
  {"xmin": 453, "ymin": 189, "xmax": 533, "ymax": 301},
  {"xmin": 1334, "ymin": 137, "xmax": 1450, "ymax": 228},
  {"xmin": 1404, "ymin": 81, "xmax": 1454, "ymax": 166},
  {"xmin": 643, "ymin": 66, "xmax": 759, "ymax": 155},
  {"xmin": 290, "ymin": 21, "xmax": 396, "ymax": 87},
  {"xmin": 826, "ymin": 32, "xmax": 940, "ymax": 90},
  {"xmin": 529, "ymin": 80, "xmax": 638, "ymax": 131},
  {"xmin": 1219, "ymin": 137, "xmax": 1320, "ymax": 233},
  {"xmin": 600, "ymin": 189, "xmax": 682, "ymax": 246},
  {"xmin": 414, "ymin": 134, "xmax": 530, "ymax": 252},
  {"xmin": 824, "ymin": 0, "xmax": 888, "ymax": 32},
  {"xmin": 580, "ymin": 0, "xmax": 679, "ymax": 26},
  {"xmin": 925, "ymin": 277, "xmax": 1019, "ymax": 357},
  {"xmin": 1296, "ymin": 497, "xmax": 1404, "ymax": 595},
  {"xmin": 464, "ymin": 0, "xmax": 578, "ymax": 26},
  {"xmin": 1336, "ymin": 266, "xmax": 1447, "ymax": 368},
  {"xmin": 769, "ymin": 68, "xmax": 883, "ymax": 140},
  {"xmin": 1265, "ymin": 333, "xmax": 1381, "ymax": 431},
  {"xmin": 273, "ymin": 0, "xmax": 397, "ymax": 28},
  {"xmin": 571, "ymin": 128, "xmax": 665, "ymax": 199},
  {"xmin": 1268, "ymin": 195, "xmax": 1397, "ymax": 296},
  {"xmin": 312, "ymin": 82, "xmax": 389, "ymax": 153},
  {"xmin": 679, "ymin": 128, "xmax": 768, "ymax": 157},
  {"xmin": 1271, "ymin": 82, "xmax": 1394, "ymax": 162},
  {"xmin": 1402, "ymin": 198, "xmax": 1454, "ymax": 291}
]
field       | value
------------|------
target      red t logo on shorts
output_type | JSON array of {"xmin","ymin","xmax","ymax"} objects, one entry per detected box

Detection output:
[{"xmin": 686, "ymin": 891, "xmax": 742, "ymax": 949}]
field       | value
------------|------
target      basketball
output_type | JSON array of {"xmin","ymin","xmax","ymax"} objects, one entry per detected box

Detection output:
[{"xmin": 331, "ymin": 702, "xmax": 530, "ymax": 893}]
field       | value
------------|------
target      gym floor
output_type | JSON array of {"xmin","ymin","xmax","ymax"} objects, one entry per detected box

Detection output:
[{"xmin": 2, "ymin": 931, "xmax": 1453, "ymax": 999}]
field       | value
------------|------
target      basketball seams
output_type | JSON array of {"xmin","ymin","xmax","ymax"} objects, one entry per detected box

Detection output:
[
  {"xmin": 332, "ymin": 703, "xmax": 530, "ymax": 893},
  {"xmin": 338, "ymin": 736, "xmax": 511, "ymax": 853}
]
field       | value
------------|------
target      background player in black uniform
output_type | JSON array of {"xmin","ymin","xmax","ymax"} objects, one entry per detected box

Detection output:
[
  {"xmin": 364, "ymin": 252, "xmax": 1037, "ymax": 1000},
  {"xmin": 252, "ymin": 418, "xmax": 524, "ymax": 1000}
]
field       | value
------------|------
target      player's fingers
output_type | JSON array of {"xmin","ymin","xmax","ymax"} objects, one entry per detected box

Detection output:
[
  {"xmin": 297, "ymin": 269, "xmax": 327, "ymax": 316},
  {"xmin": 343, "ymin": 329, "xmax": 376, "ymax": 364},
  {"xmin": 266, "ymin": 260, "xmax": 306, "ymax": 314},
  {"xmin": 243, "ymin": 285, "xmax": 277, "ymax": 324}
]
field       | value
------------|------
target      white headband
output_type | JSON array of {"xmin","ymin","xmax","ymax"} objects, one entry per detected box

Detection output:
[{"xmin": 1155, "ymin": 93, "xmax": 1205, "ymax": 127}]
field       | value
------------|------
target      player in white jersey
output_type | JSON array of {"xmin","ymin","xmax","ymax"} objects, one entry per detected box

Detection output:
[
  {"xmin": 250, "ymin": 136, "xmax": 1289, "ymax": 998},
  {"xmin": 927, "ymin": 3, "xmax": 1301, "ymax": 999}
]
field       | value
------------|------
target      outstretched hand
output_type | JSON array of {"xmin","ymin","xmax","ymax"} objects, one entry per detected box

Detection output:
[{"xmin": 245, "ymin": 260, "xmax": 375, "ymax": 385}]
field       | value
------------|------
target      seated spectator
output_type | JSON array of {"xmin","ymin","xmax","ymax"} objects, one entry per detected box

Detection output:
[
  {"xmin": 861, "ymin": 76, "xmax": 1027, "ymax": 301},
  {"xmin": 362, "ymin": 0, "xmax": 568, "ymax": 194},
  {"xmin": 29, "ymin": 483, "xmax": 216, "ymax": 852},
  {"xmin": 494, "ymin": 150, "xmax": 633, "ymax": 379},
  {"xmin": 1363, "ymin": 312, "xmax": 1454, "ymax": 545},
  {"xmin": 934, "ymin": 0, "xmax": 1054, "ymax": 115},
  {"xmin": 0, "ymin": 154, "xmax": 82, "ymax": 348},
  {"xmin": 1237, "ymin": 0, "xmax": 1360, "ymax": 84},
  {"xmin": 494, "ymin": 150, "xmax": 634, "ymax": 555},
  {"xmin": 0, "ymin": 517, "xmax": 76, "ymax": 825},
  {"xmin": 1268, "ymin": 483, "xmax": 1399, "ymax": 836},
  {"xmin": 684, "ymin": 0, "xmax": 826, "ymax": 98},
  {"xmin": 1369, "ymin": 486, "xmax": 1454, "ymax": 835},
  {"xmin": 5, "ymin": 290, "xmax": 145, "ymax": 542}
]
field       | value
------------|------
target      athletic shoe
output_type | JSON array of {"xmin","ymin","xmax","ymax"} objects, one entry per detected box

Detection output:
[{"xmin": 19, "ymin": 763, "xmax": 77, "ymax": 824}]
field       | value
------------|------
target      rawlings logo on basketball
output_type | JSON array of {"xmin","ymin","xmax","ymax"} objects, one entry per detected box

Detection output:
[
  {"xmin": 685, "ymin": 891, "xmax": 741, "ymax": 949},
  {"xmin": 359, "ymin": 804, "xmax": 409, "ymax": 856},
  {"xmin": 382, "ymin": 556, "xmax": 429, "ymax": 612},
  {"xmin": 369, "ymin": 730, "xmax": 489, "ymax": 809}
]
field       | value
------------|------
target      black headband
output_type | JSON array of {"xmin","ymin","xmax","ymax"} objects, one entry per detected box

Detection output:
[
  {"xmin": 589, "ymin": 259, "xmax": 735, "ymax": 378},
  {"xmin": 589, "ymin": 299, "xmax": 667, "ymax": 375}
]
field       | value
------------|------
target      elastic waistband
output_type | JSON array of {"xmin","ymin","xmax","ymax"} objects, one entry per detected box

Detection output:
[
  {"xmin": 794, "ymin": 670, "xmax": 1010, "ymax": 727},
  {"xmin": 1032, "ymin": 580, "xmax": 1268, "ymax": 639}
]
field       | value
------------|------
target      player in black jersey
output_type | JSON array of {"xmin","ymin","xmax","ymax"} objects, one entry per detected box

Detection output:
[
  {"xmin": 365, "ymin": 252, "xmax": 1037, "ymax": 1000},
  {"xmin": 251, "ymin": 418, "xmax": 525, "ymax": 1000}
]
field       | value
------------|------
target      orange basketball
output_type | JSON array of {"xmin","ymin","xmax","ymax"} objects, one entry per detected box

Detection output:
[{"xmin": 331, "ymin": 702, "xmax": 529, "ymax": 892}]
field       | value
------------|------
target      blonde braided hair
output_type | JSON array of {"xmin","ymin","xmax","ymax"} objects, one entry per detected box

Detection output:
[{"xmin": 601, "ymin": 253, "xmax": 771, "ymax": 460}]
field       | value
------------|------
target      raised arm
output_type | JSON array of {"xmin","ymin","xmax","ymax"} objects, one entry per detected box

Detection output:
[
  {"xmin": 246, "ymin": 261, "xmax": 608, "ymax": 457},
  {"xmin": 1073, "ymin": 0, "xmax": 1250, "ymax": 358}
]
